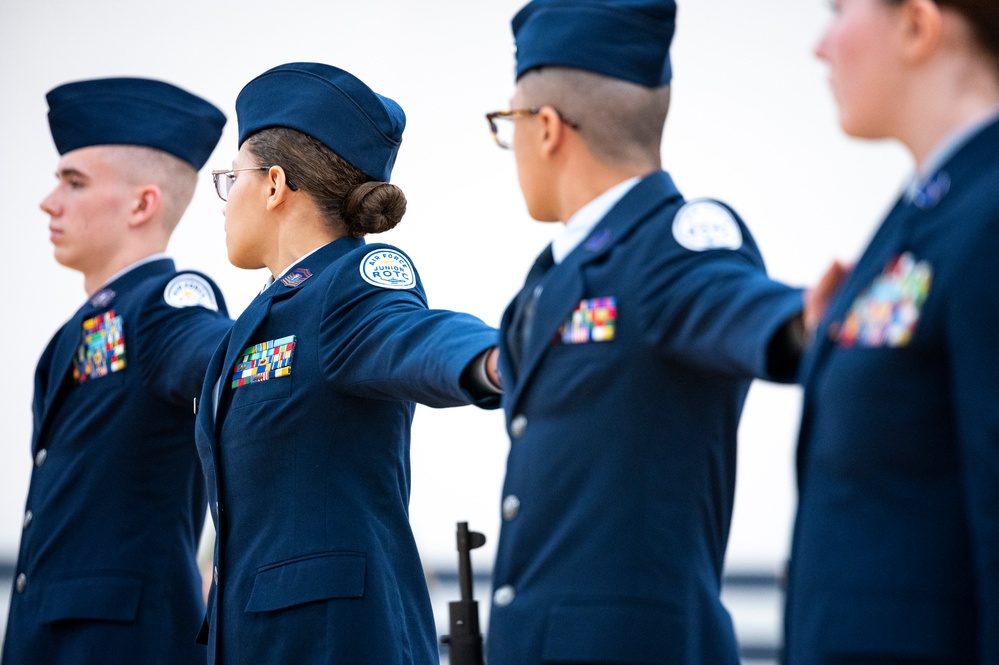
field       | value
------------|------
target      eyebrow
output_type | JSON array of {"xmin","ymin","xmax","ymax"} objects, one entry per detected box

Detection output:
[{"xmin": 55, "ymin": 167, "xmax": 89, "ymax": 180}]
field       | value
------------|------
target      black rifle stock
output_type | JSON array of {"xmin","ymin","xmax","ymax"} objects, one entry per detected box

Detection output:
[{"xmin": 440, "ymin": 521, "xmax": 486, "ymax": 665}]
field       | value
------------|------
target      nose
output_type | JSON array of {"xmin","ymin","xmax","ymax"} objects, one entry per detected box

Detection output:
[
  {"xmin": 39, "ymin": 188, "xmax": 60, "ymax": 217},
  {"xmin": 814, "ymin": 26, "xmax": 831, "ymax": 63}
]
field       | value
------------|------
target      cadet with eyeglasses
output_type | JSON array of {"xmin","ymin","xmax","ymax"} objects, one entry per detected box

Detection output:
[
  {"xmin": 194, "ymin": 62, "xmax": 501, "ymax": 665},
  {"xmin": 481, "ymin": 1, "xmax": 806, "ymax": 663}
]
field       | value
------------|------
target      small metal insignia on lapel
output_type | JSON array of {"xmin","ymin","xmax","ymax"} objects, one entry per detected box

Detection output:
[
  {"xmin": 89, "ymin": 289, "xmax": 116, "ymax": 308},
  {"xmin": 281, "ymin": 268, "xmax": 312, "ymax": 288},
  {"xmin": 584, "ymin": 229, "xmax": 612, "ymax": 252},
  {"xmin": 913, "ymin": 172, "xmax": 950, "ymax": 210}
]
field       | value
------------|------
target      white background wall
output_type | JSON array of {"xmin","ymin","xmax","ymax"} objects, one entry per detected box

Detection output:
[{"xmin": 0, "ymin": 0, "xmax": 911, "ymax": 578}]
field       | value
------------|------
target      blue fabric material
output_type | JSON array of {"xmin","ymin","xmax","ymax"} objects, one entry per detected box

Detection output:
[
  {"xmin": 235, "ymin": 62, "xmax": 405, "ymax": 181},
  {"xmin": 784, "ymin": 116, "xmax": 999, "ymax": 664},
  {"xmin": 512, "ymin": 0, "xmax": 676, "ymax": 85},
  {"xmin": 195, "ymin": 238, "xmax": 499, "ymax": 665},
  {"xmin": 46, "ymin": 77, "xmax": 226, "ymax": 169},
  {"xmin": 2, "ymin": 259, "xmax": 232, "ymax": 665},
  {"xmin": 488, "ymin": 171, "xmax": 804, "ymax": 664}
]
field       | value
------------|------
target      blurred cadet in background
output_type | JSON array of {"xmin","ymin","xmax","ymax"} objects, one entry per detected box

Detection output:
[{"xmin": 785, "ymin": 1, "xmax": 999, "ymax": 663}]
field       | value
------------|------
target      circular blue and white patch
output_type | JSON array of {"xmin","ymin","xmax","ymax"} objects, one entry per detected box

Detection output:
[
  {"xmin": 359, "ymin": 249, "xmax": 416, "ymax": 290},
  {"xmin": 672, "ymin": 199, "xmax": 743, "ymax": 252},
  {"xmin": 163, "ymin": 274, "xmax": 219, "ymax": 311}
]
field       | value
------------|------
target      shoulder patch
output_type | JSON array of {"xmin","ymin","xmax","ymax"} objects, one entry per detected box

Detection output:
[
  {"xmin": 672, "ymin": 199, "xmax": 743, "ymax": 252},
  {"xmin": 163, "ymin": 274, "xmax": 219, "ymax": 311},
  {"xmin": 359, "ymin": 249, "xmax": 416, "ymax": 290}
]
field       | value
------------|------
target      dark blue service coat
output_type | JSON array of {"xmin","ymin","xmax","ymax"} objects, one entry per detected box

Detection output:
[
  {"xmin": 784, "ymin": 117, "xmax": 999, "ymax": 664},
  {"xmin": 195, "ymin": 237, "xmax": 499, "ymax": 665},
  {"xmin": 488, "ymin": 170, "xmax": 804, "ymax": 665},
  {"xmin": 3, "ymin": 258, "xmax": 231, "ymax": 665}
]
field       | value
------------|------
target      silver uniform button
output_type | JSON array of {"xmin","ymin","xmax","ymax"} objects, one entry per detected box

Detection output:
[
  {"xmin": 502, "ymin": 495, "xmax": 520, "ymax": 521},
  {"xmin": 15, "ymin": 573, "xmax": 27, "ymax": 593},
  {"xmin": 493, "ymin": 585, "xmax": 516, "ymax": 607},
  {"xmin": 34, "ymin": 449, "xmax": 48, "ymax": 467},
  {"xmin": 23, "ymin": 510, "xmax": 33, "ymax": 529},
  {"xmin": 510, "ymin": 415, "xmax": 528, "ymax": 439}
]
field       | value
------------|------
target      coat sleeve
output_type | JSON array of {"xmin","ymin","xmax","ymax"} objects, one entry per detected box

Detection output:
[
  {"xmin": 135, "ymin": 274, "xmax": 233, "ymax": 407},
  {"xmin": 319, "ymin": 247, "xmax": 500, "ymax": 409},
  {"xmin": 635, "ymin": 206, "xmax": 805, "ymax": 382}
]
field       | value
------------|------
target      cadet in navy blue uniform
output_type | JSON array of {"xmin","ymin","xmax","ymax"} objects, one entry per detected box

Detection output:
[
  {"xmin": 785, "ymin": 1, "xmax": 999, "ymax": 663},
  {"xmin": 194, "ymin": 62, "xmax": 500, "ymax": 665},
  {"xmin": 482, "ymin": 2, "xmax": 806, "ymax": 663},
  {"xmin": 2, "ymin": 78, "xmax": 231, "ymax": 664}
]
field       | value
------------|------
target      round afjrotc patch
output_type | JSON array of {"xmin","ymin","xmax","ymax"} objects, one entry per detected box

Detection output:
[
  {"xmin": 359, "ymin": 249, "xmax": 416, "ymax": 290},
  {"xmin": 163, "ymin": 273, "xmax": 219, "ymax": 311},
  {"xmin": 672, "ymin": 199, "xmax": 743, "ymax": 252}
]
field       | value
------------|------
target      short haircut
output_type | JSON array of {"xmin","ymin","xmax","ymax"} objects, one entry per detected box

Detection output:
[
  {"xmin": 107, "ymin": 145, "xmax": 198, "ymax": 233},
  {"xmin": 518, "ymin": 66, "xmax": 671, "ymax": 168}
]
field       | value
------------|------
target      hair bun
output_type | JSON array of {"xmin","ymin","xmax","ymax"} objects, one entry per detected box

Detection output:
[{"xmin": 343, "ymin": 181, "xmax": 407, "ymax": 237}]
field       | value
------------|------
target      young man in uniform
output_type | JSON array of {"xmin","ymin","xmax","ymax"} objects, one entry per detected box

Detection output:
[{"xmin": 3, "ymin": 77, "xmax": 232, "ymax": 664}]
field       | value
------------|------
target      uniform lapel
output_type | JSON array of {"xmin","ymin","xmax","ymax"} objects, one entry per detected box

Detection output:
[
  {"xmin": 502, "ymin": 246, "xmax": 555, "ymax": 377},
  {"xmin": 508, "ymin": 171, "xmax": 681, "ymax": 410},
  {"xmin": 213, "ymin": 237, "xmax": 365, "ymax": 424},
  {"xmin": 35, "ymin": 259, "xmax": 175, "ymax": 448}
]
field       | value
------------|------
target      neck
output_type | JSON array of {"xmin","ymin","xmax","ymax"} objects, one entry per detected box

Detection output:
[
  {"xmin": 82, "ymin": 248, "xmax": 165, "ymax": 297},
  {"xmin": 553, "ymin": 156, "xmax": 657, "ymax": 222},
  {"xmin": 894, "ymin": 52, "xmax": 999, "ymax": 167},
  {"xmin": 266, "ymin": 209, "xmax": 343, "ymax": 277}
]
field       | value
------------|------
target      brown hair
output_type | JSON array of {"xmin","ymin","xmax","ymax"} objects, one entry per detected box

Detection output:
[{"xmin": 245, "ymin": 127, "xmax": 406, "ymax": 238}]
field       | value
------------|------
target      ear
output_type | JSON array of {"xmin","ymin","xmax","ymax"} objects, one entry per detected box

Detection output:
[
  {"xmin": 897, "ymin": 0, "xmax": 943, "ymax": 65},
  {"xmin": 128, "ymin": 185, "xmax": 162, "ymax": 229},
  {"xmin": 264, "ymin": 165, "xmax": 295, "ymax": 211},
  {"xmin": 537, "ymin": 105, "xmax": 571, "ymax": 159}
]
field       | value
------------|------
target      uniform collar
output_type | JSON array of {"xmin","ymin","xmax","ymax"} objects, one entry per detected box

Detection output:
[
  {"xmin": 97, "ymin": 252, "xmax": 169, "ymax": 291},
  {"xmin": 904, "ymin": 107, "xmax": 999, "ymax": 204},
  {"xmin": 552, "ymin": 176, "xmax": 641, "ymax": 264},
  {"xmin": 261, "ymin": 242, "xmax": 332, "ymax": 293}
]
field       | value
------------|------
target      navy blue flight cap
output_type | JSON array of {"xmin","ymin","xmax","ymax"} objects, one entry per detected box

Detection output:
[
  {"xmin": 46, "ymin": 77, "xmax": 226, "ymax": 170},
  {"xmin": 512, "ymin": 0, "xmax": 677, "ymax": 87},
  {"xmin": 235, "ymin": 62, "xmax": 405, "ymax": 183}
]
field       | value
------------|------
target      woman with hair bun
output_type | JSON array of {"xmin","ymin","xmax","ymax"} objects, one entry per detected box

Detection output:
[
  {"xmin": 786, "ymin": 1, "xmax": 999, "ymax": 662},
  {"xmin": 195, "ymin": 62, "xmax": 500, "ymax": 665}
]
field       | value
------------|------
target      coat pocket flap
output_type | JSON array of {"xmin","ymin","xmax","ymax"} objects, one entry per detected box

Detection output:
[
  {"xmin": 245, "ymin": 551, "xmax": 365, "ymax": 613},
  {"xmin": 39, "ymin": 574, "xmax": 143, "ymax": 623}
]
